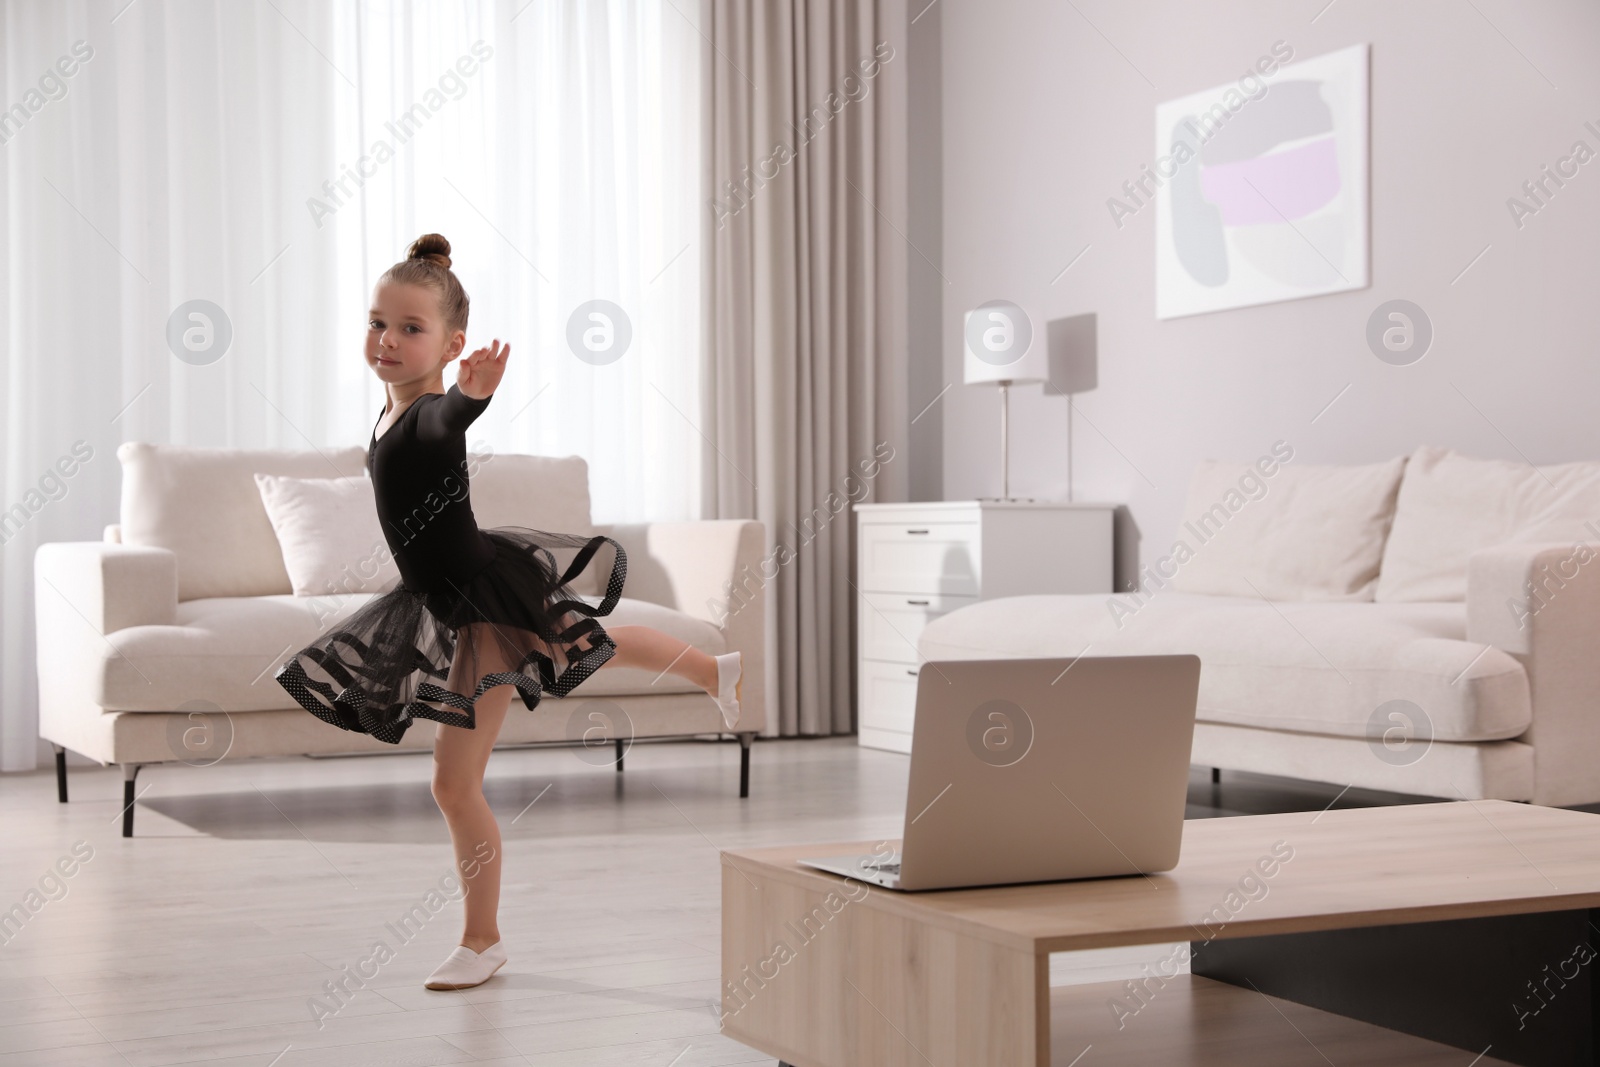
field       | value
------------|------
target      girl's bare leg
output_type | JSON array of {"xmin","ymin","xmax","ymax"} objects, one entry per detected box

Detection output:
[
  {"xmin": 432, "ymin": 622, "xmax": 517, "ymax": 953},
  {"xmin": 430, "ymin": 621, "xmax": 723, "ymax": 952},
  {"xmin": 599, "ymin": 624, "xmax": 719, "ymax": 692}
]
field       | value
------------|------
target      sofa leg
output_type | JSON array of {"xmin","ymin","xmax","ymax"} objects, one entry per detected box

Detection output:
[
  {"xmin": 737, "ymin": 732, "xmax": 755, "ymax": 799},
  {"xmin": 1211, "ymin": 767, "xmax": 1221, "ymax": 785},
  {"xmin": 615, "ymin": 737, "xmax": 624, "ymax": 773},
  {"xmin": 53, "ymin": 744, "xmax": 68, "ymax": 803},
  {"xmin": 121, "ymin": 764, "xmax": 142, "ymax": 838}
]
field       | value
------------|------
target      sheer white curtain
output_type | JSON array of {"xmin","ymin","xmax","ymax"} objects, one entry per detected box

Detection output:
[
  {"xmin": 0, "ymin": 0, "xmax": 703, "ymax": 772},
  {"xmin": 324, "ymin": 0, "xmax": 704, "ymax": 523}
]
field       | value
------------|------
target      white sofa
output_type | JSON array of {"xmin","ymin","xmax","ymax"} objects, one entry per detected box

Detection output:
[
  {"xmin": 36, "ymin": 443, "xmax": 766, "ymax": 835},
  {"xmin": 919, "ymin": 445, "xmax": 1600, "ymax": 807}
]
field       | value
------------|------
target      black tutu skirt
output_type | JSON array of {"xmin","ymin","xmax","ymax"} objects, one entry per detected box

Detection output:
[{"xmin": 274, "ymin": 527, "xmax": 627, "ymax": 745}]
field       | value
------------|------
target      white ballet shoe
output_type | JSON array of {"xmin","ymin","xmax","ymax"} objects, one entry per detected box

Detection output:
[
  {"xmin": 424, "ymin": 940, "xmax": 507, "ymax": 990},
  {"xmin": 713, "ymin": 651, "xmax": 743, "ymax": 730}
]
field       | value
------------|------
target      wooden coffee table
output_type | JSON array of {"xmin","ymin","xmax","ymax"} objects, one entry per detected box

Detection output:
[{"xmin": 721, "ymin": 801, "xmax": 1600, "ymax": 1066}]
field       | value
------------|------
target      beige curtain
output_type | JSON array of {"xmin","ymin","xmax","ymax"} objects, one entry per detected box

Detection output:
[{"xmin": 702, "ymin": 0, "xmax": 911, "ymax": 737}]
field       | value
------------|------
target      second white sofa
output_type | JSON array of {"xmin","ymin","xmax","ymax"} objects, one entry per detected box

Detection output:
[{"xmin": 920, "ymin": 445, "xmax": 1600, "ymax": 807}]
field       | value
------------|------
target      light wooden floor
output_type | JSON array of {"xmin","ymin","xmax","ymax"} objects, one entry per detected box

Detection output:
[{"xmin": 0, "ymin": 736, "xmax": 1458, "ymax": 1066}]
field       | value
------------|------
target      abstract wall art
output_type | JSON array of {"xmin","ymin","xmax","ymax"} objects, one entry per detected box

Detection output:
[{"xmin": 1154, "ymin": 43, "xmax": 1369, "ymax": 319}]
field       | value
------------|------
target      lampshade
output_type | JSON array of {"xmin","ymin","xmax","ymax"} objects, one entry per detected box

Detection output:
[
  {"xmin": 963, "ymin": 301, "xmax": 1050, "ymax": 386},
  {"xmin": 1040, "ymin": 312, "xmax": 1098, "ymax": 396}
]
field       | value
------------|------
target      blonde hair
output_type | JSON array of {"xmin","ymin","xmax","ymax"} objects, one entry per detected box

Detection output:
[{"xmin": 378, "ymin": 233, "xmax": 470, "ymax": 335}]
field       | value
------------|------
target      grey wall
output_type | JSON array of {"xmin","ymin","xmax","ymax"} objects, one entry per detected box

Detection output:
[{"xmin": 932, "ymin": 0, "xmax": 1600, "ymax": 591}]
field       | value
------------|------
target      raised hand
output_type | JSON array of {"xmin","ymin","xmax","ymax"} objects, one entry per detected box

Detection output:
[{"xmin": 457, "ymin": 339, "xmax": 509, "ymax": 399}]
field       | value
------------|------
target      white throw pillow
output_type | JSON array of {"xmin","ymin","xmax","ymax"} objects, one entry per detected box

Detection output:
[
  {"xmin": 1375, "ymin": 446, "xmax": 1600, "ymax": 602},
  {"xmin": 253, "ymin": 473, "xmax": 401, "ymax": 597},
  {"xmin": 118, "ymin": 443, "xmax": 369, "ymax": 600},
  {"xmin": 1167, "ymin": 451, "xmax": 1406, "ymax": 601}
]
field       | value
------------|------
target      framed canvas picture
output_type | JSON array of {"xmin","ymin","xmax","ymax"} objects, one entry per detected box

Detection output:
[{"xmin": 1155, "ymin": 43, "xmax": 1370, "ymax": 319}]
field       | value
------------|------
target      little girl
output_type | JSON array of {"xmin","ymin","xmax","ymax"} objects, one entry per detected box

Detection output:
[{"xmin": 275, "ymin": 233, "xmax": 743, "ymax": 991}]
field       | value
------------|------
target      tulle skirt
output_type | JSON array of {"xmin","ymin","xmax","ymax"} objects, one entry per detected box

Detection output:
[{"xmin": 274, "ymin": 527, "xmax": 626, "ymax": 745}]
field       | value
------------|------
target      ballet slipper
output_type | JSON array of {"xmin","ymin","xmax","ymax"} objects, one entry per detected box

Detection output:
[
  {"xmin": 424, "ymin": 940, "xmax": 507, "ymax": 990},
  {"xmin": 713, "ymin": 651, "xmax": 743, "ymax": 730}
]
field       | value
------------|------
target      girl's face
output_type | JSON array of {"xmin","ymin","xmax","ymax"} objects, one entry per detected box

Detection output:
[{"xmin": 366, "ymin": 282, "xmax": 464, "ymax": 385}]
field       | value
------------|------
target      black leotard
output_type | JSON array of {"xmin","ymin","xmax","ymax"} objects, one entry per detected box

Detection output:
[{"xmin": 367, "ymin": 384, "xmax": 497, "ymax": 595}]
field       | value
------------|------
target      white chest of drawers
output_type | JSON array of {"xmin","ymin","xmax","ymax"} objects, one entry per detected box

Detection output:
[{"xmin": 852, "ymin": 500, "xmax": 1116, "ymax": 753}]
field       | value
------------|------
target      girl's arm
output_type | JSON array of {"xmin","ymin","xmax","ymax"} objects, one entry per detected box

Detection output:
[
  {"xmin": 418, "ymin": 339, "xmax": 509, "ymax": 440},
  {"xmin": 418, "ymin": 384, "xmax": 492, "ymax": 440}
]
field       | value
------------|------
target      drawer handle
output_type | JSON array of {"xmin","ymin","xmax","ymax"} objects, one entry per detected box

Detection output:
[
  {"xmin": 906, "ymin": 528, "xmax": 930, "ymax": 535},
  {"xmin": 906, "ymin": 668, "xmax": 919, "ymax": 676},
  {"xmin": 906, "ymin": 598, "xmax": 930, "ymax": 606}
]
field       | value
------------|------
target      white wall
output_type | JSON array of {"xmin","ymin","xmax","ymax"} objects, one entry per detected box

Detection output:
[{"xmin": 933, "ymin": 0, "xmax": 1600, "ymax": 589}]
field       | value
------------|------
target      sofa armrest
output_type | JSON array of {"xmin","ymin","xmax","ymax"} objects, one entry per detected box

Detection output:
[
  {"xmin": 1467, "ymin": 541, "xmax": 1600, "ymax": 805},
  {"xmin": 35, "ymin": 541, "xmax": 179, "ymax": 635},
  {"xmin": 592, "ymin": 519, "xmax": 767, "ymax": 731},
  {"xmin": 35, "ymin": 541, "xmax": 179, "ymax": 757},
  {"xmin": 591, "ymin": 520, "xmax": 764, "ymax": 625}
]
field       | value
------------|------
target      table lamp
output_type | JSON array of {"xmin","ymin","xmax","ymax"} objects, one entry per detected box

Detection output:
[
  {"xmin": 964, "ymin": 300, "xmax": 1049, "ymax": 502},
  {"xmin": 1041, "ymin": 312, "xmax": 1098, "ymax": 502}
]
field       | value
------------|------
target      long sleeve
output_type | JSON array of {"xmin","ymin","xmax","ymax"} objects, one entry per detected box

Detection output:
[{"xmin": 417, "ymin": 383, "xmax": 492, "ymax": 441}]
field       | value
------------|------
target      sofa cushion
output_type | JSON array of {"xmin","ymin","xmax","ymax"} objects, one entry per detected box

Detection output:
[
  {"xmin": 97, "ymin": 594, "xmax": 724, "ymax": 712},
  {"xmin": 119, "ymin": 443, "xmax": 369, "ymax": 601},
  {"xmin": 1168, "ymin": 453, "xmax": 1405, "ymax": 601},
  {"xmin": 917, "ymin": 593, "xmax": 1530, "ymax": 743},
  {"xmin": 254, "ymin": 473, "xmax": 401, "ymax": 596},
  {"xmin": 1376, "ymin": 446, "xmax": 1600, "ymax": 602}
]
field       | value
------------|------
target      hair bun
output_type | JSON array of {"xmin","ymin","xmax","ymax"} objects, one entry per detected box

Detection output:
[{"xmin": 406, "ymin": 233, "xmax": 452, "ymax": 270}]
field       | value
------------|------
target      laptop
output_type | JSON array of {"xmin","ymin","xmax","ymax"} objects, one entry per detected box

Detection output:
[{"xmin": 800, "ymin": 654, "xmax": 1201, "ymax": 891}]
